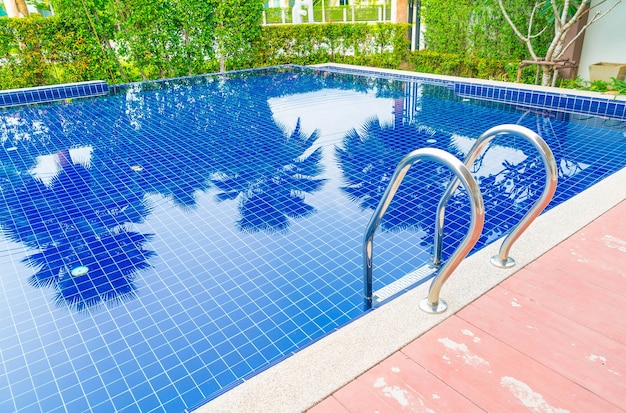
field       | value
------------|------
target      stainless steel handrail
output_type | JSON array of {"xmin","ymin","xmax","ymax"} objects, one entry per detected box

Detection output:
[
  {"xmin": 363, "ymin": 147, "xmax": 485, "ymax": 312},
  {"xmin": 432, "ymin": 124, "xmax": 558, "ymax": 269}
]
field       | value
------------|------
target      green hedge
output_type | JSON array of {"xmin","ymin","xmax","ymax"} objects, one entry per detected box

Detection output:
[
  {"xmin": 420, "ymin": 0, "xmax": 551, "ymax": 61},
  {"xmin": 0, "ymin": 18, "xmax": 411, "ymax": 88},
  {"xmin": 0, "ymin": 17, "xmax": 114, "ymax": 89},
  {"xmin": 404, "ymin": 50, "xmax": 519, "ymax": 82},
  {"xmin": 0, "ymin": 14, "xmax": 526, "ymax": 90},
  {"xmin": 256, "ymin": 23, "xmax": 409, "ymax": 68}
]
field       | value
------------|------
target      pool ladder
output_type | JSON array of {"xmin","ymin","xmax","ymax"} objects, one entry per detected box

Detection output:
[{"xmin": 363, "ymin": 124, "xmax": 558, "ymax": 313}]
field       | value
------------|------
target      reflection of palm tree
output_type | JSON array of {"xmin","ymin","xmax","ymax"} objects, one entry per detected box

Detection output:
[
  {"xmin": 132, "ymin": 147, "xmax": 212, "ymax": 209},
  {"xmin": 110, "ymin": 96, "xmax": 217, "ymax": 210},
  {"xmin": 471, "ymin": 155, "xmax": 545, "ymax": 246},
  {"xmin": 24, "ymin": 229, "xmax": 155, "ymax": 310},
  {"xmin": 211, "ymin": 119, "xmax": 325, "ymax": 233},
  {"xmin": 335, "ymin": 117, "xmax": 461, "ymax": 231},
  {"xmin": 468, "ymin": 111, "xmax": 588, "ymax": 246},
  {"xmin": 0, "ymin": 155, "xmax": 155, "ymax": 311}
]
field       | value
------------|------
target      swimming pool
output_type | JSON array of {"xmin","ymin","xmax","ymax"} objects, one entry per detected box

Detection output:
[{"xmin": 1, "ymin": 65, "xmax": 625, "ymax": 412}]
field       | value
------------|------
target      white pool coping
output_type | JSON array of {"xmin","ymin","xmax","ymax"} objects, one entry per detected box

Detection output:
[{"xmin": 194, "ymin": 66, "xmax": 626, "ymax": 413}]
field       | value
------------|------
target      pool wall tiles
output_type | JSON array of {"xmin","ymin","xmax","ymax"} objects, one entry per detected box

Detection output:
[
  {"xmin": 318, "ymin": 66, "xmax": 626, "ymax": 121},
  {"xmin": 454, "ymin": 83, "xmax": 626, "ymax": 120},
  {"xmin": 0, "ymin": 80, "xmax": 109, "ymax": 108}
]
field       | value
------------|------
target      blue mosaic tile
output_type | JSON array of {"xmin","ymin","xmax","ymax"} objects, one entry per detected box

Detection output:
[
  {"xmin": 0, "ymin": 80, "xmax": 109, "ymax": 108},
  {"xmin": 0, "ymin": 65, "xmax": 625, "ymax": 412},
  {"xmin": 434, "ymin": 79, "xmax": 625, "ymax": 121}
]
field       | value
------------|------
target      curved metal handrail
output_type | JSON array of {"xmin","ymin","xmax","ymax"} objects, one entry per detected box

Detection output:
[
  {"xmin": 432, "ymin": 124, "xmax": 558, "ymax": 269},
  {"xmin": 363, "ymin": 147, "xmax": 485, "ymax": 312}
]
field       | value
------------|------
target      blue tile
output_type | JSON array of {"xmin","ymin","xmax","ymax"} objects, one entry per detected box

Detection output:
[
  {"xmin": 112, "ymin": 391, "xmax": 139, "ymax": 412},
  {"xmin": 0, "ymin": 80, "xmax": 109, "ymax": 107},
  {"xmin": 136, "ymin": 394, "xmax": 162, "ymax": 412},
  {"xmin": 607, "ymin": 102, "xmax": 618, "ymax": 117},
  {"xmin": 530, "ymin": 93, "xmax": 539, "ymax": 105}
]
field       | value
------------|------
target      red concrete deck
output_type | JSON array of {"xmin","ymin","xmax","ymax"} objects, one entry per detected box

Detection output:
[{"xmin": 309, "ymin": 200, "xmax": 626, "ymax": 412}]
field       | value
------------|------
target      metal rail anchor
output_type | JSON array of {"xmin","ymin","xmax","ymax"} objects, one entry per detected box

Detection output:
[
  {"xmin": 363, "ymin": 148, "xmax": 485, "ymax": 313},
  {"xmin": 432, "ymin": 124, "xmax": 558, "ymax": 270}
]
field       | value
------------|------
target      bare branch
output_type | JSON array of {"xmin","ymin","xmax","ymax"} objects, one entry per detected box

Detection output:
[
  {"xmin": 498, "ymin": 0, "xmax": 538, "ymax": 60},
  {"xmin": 545, "ymin": 0, "xmax": 593, "ymax": 60},
  {"xmin": 528, "ymin": 26, "xmax": 549, "ymax": 40},
  {"xmin": 561, "ymin": 0, "xmax": 572, "ymax": 26},
  {"xmin": 554, "ymin": 0, "xmax": 622, "ymax": 60},
  {"xmin": 551, "ymin": 0, "xmax": 562, "ymax": 29},
  {"xmin": 501, "ymin": 0, "xmax": 621, "ymax": 85},
  {"xmin": 526, "ymin": 2, "xmax": 542, "ymax": 39}
]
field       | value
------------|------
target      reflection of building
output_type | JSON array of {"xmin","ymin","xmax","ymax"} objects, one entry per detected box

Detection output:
[{"xmin": 265, "ymin": 0, "xmax": 288, "ymax": 7}]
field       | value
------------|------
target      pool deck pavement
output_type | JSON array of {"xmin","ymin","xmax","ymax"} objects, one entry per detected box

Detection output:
[{"xmin": 308, "ymin": 197, "xmax": 626, "ymax": 412}]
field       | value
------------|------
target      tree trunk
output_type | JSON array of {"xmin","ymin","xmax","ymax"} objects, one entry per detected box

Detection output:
[
  {"xmin": 3, "ymin": 0, "xmax": 19, "ymax": 17},
  {"xmin": 541, "ymin": 66, "xmax": 552, "ymax": 87},
  {"xmin": 15, "ymin": 0, "xmax": 29, "ymax": 16}
]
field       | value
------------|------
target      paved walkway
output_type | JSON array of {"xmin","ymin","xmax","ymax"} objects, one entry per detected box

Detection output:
[{"xmin": 309, "ymin": 200, "xmax": 626, "ymax": 412}]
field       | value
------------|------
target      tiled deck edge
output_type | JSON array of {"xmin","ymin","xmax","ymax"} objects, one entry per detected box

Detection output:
[
  {"xmin": 197, "ymin": 173, "xmax": 626, "ymax": 410},
  {"xmin": 0, "ymin": 80, "xmax": 109, "ymax": 108}
]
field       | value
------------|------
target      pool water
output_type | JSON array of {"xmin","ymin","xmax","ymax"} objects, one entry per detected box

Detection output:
[{"xmin": 1, "ymin": 66, "xmax": 625, "ymax": 412}]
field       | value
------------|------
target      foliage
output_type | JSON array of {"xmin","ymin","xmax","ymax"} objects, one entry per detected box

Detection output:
[
  {"xmin": 559, "ymin": 76, "xmax": 626, "ymax": 96},
  {"xmin": 0, "ymin": 0, "xmax": 555, "ymax": 89},
  {"xmin": 0, "ymin": 15, "xmax": 116, "ymax": 89},
  {"xmin": 52, "ymin": 0, "xmax": 122, "ymax": 81},
  {"xmin": 211, "ymin": 0, "xmax": 265, "ymax": 71},
  {"xmin": 420, "ymin": 0, "xmax": 551, "ymax": 61},
  {"xmin": 0, "ymin": 2, "xmax": 408, "ymax": 88},
  {"xmin": 497, "ymin": 0, "xmax": 621, "ymax": 86},
  {"xmin": 405, "ymin": 50, "xmax": 519, "ymax": 81},
  {"xmin": 258, "ymin": 23, "xmax": 409, "ymax": 68}
]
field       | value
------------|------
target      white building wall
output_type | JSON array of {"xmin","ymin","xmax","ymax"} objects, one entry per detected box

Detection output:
[{"xmin": 578, "ymin": 0, "xmax": 626, "ymax": 80}]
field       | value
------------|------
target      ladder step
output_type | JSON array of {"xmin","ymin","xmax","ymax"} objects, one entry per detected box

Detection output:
[{"xmin": 373, "ymin": 263, "xmax": 437, "ymax": 305}]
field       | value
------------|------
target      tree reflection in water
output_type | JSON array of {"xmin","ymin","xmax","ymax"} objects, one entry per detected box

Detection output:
[
  {"xmin": 0, "ymin": 152, "xmax": 155, "ymax": 311},
  {"xmin": 336, "ymin": 116, "xmax": 462, "ymax": 233},
  {"xmin": 336, "ymin": 113, "xmax": 581, "ymax": 259},
  {"xmin": 211, "ymin": 118, "xmax": 326, "ymax": 233}
]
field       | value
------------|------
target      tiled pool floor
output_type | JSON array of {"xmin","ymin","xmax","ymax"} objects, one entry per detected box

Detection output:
[{"xmin": 309, "ymin": 198, "xmax": 626, "ymax": 412}]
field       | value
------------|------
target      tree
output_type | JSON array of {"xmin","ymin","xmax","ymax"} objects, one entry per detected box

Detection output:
[
  {"xmin": 15, "ymin": 0, "xmax": 28, "ymax": 16},
  {"xmin": 211, "ymin": 0, "xmax": 264, "ymax": 72},
  {"xmin": 498, "ymin": 0, "xmax": 621, "ymax": 86},
  {"xmin": 3, "ymin": 0, "xmax": 29, "ymax": 17}
]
